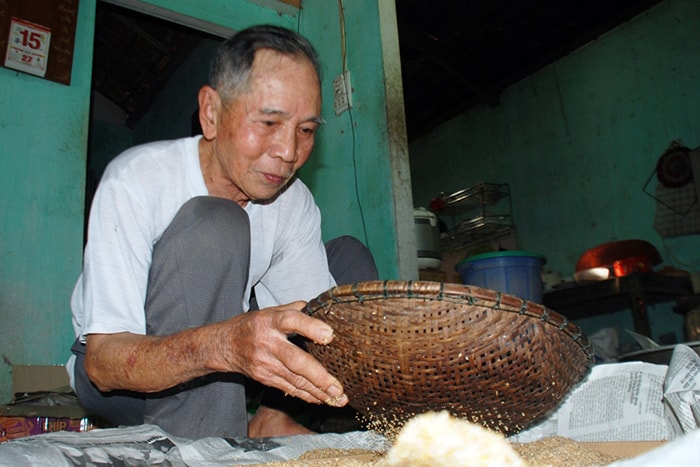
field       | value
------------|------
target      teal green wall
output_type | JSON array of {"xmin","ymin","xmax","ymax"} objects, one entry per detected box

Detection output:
[
  {"xmin": 0, "ymin": 0, "xmax": 402, "ymax": 402},
  {"xmin": 142, "ymin": 0, "xmax": 296, "ymax": 29},
  {"xmin": 0, "ymin": 1, "xmax": 97, "ymax": 400},
  {"xmin": 409, "ymin": 0, "xmax": 699, "ymax": 345},
  {"xmin": 298, "ymin": 0, "xmax": 400, "ymax": 278}
]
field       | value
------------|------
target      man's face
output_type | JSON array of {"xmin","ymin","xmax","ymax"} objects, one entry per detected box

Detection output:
[{"xmin": 212, "ymin": 48, "xmax": 322, "ymax": 203}]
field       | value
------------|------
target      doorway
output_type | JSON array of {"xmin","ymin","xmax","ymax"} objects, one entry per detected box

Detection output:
[{"xmin": 85, "ymin": 1, "xmax": 226, "ymax": 239}]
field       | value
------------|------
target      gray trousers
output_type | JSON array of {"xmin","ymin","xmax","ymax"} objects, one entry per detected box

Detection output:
[{"xmin": 71, "ymin": 196, "xmax": 378, "ymax": 439}]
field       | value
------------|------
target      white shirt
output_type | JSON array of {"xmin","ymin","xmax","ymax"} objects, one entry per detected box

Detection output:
[{"xmin": 68, "ymin": 136, "xmax": 334, "ymax": 385}]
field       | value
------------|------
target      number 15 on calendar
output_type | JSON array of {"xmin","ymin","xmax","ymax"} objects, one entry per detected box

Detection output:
[{"xmin": 5, "ymin": 17, "xmax": 51, "ymax": 78}]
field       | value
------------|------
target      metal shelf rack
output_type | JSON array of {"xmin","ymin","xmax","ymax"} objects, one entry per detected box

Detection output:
[{"xmin": 430, "ymin": 182, "xmax": 514, "ymax": 251}]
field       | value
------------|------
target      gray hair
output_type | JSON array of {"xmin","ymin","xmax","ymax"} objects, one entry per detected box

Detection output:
[{"xmin": 209, "ymin": 24, "xmax": 322, "ymax": 102}]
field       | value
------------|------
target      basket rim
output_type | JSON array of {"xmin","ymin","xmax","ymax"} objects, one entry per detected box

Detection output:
[{"xmin": 305, "ymin": 280, "xmax": 595, "ymax": 362}]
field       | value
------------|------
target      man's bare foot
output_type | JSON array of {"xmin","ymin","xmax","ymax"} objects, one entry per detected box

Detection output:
[{"xmin": 248, "ymin": 404, "xmax": 316, "ymax": 438}]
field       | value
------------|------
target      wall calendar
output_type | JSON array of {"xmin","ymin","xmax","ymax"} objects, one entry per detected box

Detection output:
[{"xmin": 0, "ymin": 0, "xmax": 79, "ymax": 85}]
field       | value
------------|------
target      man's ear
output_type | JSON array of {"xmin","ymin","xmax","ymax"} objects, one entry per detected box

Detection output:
[{"xmin": 198, "ymin": 86, "xmax": 220, "ymax": 140}]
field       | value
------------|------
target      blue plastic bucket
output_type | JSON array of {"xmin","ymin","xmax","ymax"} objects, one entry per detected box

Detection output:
[{"xmin": 455, "ymin": 250, "xmax": 547, "ymax": 303}]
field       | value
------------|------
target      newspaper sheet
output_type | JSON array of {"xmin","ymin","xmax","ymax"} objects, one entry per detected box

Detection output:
[
  {"xmin": 513, "ymin": 344, "xmax": 700, "ymax": 443},
  {"xmin": 0, "ymin": 424, "xmax": 388, "ymax": 466}
]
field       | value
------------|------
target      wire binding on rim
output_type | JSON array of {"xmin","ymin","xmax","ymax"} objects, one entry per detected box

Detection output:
[
  {"xmin": 559, "ymin": 318, "xmax": 569, "ymax": 330},
  {"xmin": 518, "ymin": 300, "xmax": 527, "ymax": 315},
  {"xmin": 406, "ymin": 280, "xmax": 415, "ymax": 298}
]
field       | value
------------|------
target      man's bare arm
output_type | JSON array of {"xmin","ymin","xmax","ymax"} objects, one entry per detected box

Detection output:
[
  {"xmin": 83, "ymin": 301, "xmax": 349, "ymax": 406},
  {"xmin": 85, "ymin": 326, "xmax": 220, "ymax": 393}
]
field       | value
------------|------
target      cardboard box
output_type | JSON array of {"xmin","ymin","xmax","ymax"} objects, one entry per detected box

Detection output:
[
  {"xmin": 1, "ymin": 365, "xmax": 94, "ymax": 443},
  {"xmin": 11, "ymin": 364, "xmax": 72, "ymax": 395}
]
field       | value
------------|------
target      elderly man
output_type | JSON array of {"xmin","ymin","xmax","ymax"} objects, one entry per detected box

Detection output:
[{"xmin": 68, "ymin": 24, "xmax": 377, "ymax": 440}]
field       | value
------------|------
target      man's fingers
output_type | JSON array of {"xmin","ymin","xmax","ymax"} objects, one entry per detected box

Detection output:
[
  {"xmin": 284, "ymin": 377, "xmax": 346, "ymax": 406},
  {"xmin": 241, "ymin": 305, "xmax": 348, "ymax": 407},
  {"xmin": 258, "ymin": 340, "xmax": 347, "ymax": 407},
  {"xmin": 274, "ymin": 306, "xmax": 335, "ymax": 345},
  {"xmin": 278, "ymin": 342, "xmax": 348, "ymax": 406},
  {"xmin": 277, "ymin": 375, "xmax": 349, "ymax": 407}
]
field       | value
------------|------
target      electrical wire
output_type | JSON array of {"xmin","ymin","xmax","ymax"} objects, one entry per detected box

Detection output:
[
  {"xmin": 296, "ymin": 1, "xmax": 302, "ymax": 32},
  {"xmin": 661, "ymin": 237, "xmax": 700, "ymax": 270},
  {"xmin": 337, "ymin": 0, "xmax": 370, "ymax": 248},
  {"xmin": 338, "ymin": 0, "xmax": 347, "ymax": 72}
]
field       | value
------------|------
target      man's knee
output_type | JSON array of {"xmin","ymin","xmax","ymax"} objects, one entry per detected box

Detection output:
[
  {"xmin": 325, "ymin": 236, "xmax": 378, "ymax": 285},
  {"xmin": 175, "ymin": 196, "xmax": 250, "ymax": 245}
]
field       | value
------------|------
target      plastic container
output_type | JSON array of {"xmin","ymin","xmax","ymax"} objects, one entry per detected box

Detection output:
[
  {"xmin": 414, "ymin": 207, "xmax": 442, "ymax": 269},
  {"xmin": 455, "ymin": 250, "xmax": 546, "ymax": 303}
]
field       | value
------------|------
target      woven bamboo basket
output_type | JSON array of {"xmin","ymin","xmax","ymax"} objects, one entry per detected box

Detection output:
[{"xmin": 305, "ymin": 280, "xmax": 594, "ymax": 436}]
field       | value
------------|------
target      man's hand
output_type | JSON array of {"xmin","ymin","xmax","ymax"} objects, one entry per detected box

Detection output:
[
  {"xmin": 212, "ymin": 301, "xmax": 349, "ymax": 408},
  {"xmin": 84, "ymin": 301, "xmax": 348, "ymax": 408}
]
